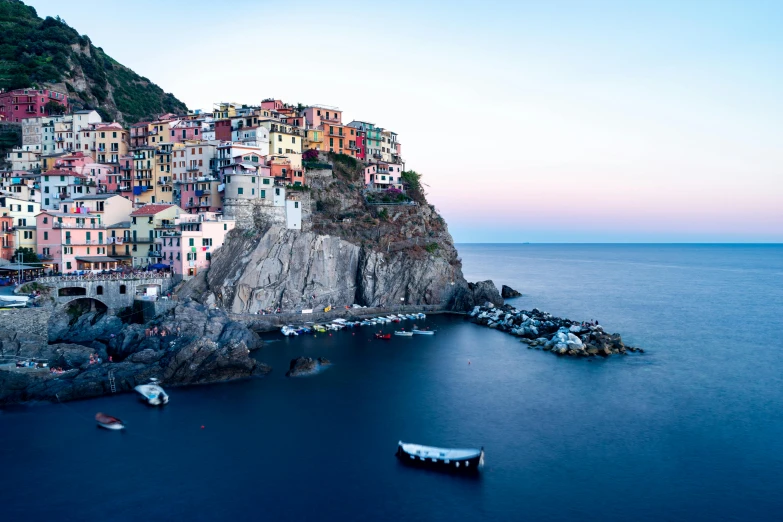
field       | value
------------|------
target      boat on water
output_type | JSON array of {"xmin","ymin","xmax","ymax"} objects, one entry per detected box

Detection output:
[
  {"xmin": 95, "ymin": 412, "xmax": 125, "ymax": 430},
  {"xmin": 375, "ymin": 333, "xmax": 391, "ymax": 340},
  {"xmin": 313, "ymin": 324, "xmax": 327, "ymax": 332},
  {"xmin": 394, "ymin": 331, "xmax": 413, "ymax": 337},
  {"xmin": 412, "ymin": 328, "xmax": 435, "ymax": 335},
  {"xmin": 134, "ymin": 379, "xmax": 169, "ymax": 406},
  {"xmin": 281, "ymin": 325, "xmax": 299, "ymax": 336},
  {"xmin": 396, "ymin": 441, "xmax": 484, "ymax": 472}
]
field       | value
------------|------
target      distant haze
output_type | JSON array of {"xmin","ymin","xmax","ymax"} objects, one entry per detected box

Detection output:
[{"xmin": 28, "ymin": 0, "xmax": 783, "ymax": 242}]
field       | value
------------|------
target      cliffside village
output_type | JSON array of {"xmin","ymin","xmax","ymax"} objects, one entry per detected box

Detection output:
[{"xmin": 0, "ymin": 88, "xmax": 405, "ymax": 279}]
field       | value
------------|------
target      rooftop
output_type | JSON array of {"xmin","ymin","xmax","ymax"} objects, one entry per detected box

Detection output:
[{"xmin": 131, "ymin": 204, "xmax": 177, "ymax": 216}]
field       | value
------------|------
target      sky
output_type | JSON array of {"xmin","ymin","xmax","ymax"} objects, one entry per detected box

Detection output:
[{"xmin": 27, "ymin": 0, "xmax": 783, "ymax": 242}]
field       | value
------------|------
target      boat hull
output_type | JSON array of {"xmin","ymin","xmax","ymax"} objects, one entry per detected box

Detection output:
[{"xmin": 396, "ymin": 444, "xmax": 483, "ymax": 473}]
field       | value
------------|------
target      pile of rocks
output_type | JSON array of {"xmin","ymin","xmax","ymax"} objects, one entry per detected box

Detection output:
[{"xmin": 468, "ymin": 304, "xmax": 643, "ymax": 357}]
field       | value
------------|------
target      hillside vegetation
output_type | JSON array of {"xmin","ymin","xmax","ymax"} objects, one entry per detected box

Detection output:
[{"xmin": 0, "ymin": 0, "xmax": 187, "ymax": 123}]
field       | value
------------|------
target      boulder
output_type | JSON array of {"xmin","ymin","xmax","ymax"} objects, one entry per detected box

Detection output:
[
  {"xmin": 286, "ymin": 356, "xmax": 325, "ymax": 377},
  {"xmin": 501, "ymin": 285, "xmax": 522, "ymax": 298}
]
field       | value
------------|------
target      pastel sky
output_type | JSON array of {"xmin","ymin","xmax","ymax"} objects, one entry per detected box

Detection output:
[{"xmin": 28, "ymin": 0, "xmax": 783, "ymax": 242}]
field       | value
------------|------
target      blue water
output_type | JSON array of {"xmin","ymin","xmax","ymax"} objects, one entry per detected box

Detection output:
[{"xmin": 2, "ymin": 244, "xmax": 782, "ymax": 521}]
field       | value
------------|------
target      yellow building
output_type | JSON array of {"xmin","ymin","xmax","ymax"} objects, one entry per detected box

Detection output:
[
  {"xmin": 94, "ymin": 123, "xmax": 129, "ymax": 165},
  {"xmin": 131, "ymin": 146, "xmax": 158, "ymax": 206},
  {"xmin": 147, "ymin": 119, "xmax": 173, "ymax": 146},
  {"xmin": 265, "ymin": 122, "xmax": 303, "ymax": 168},
  {"xmin": 304, "ymin": 129, "xmax": 324, "ymax": 151},
  {"xmin": 155, "ymin": 143, "xmax": 177, "ymax": 204},
  {"xmin": 130, "ymin": 204, "xmax": 183, "ymax": 267},
  {"xmin": 213, "ymin": 103, "xmax": 240, "ymax": 120}
]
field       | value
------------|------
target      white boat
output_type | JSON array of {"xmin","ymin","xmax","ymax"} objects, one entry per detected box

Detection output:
[
  {"xmin": 396, "ymin": 441, "xmax": 484, "ymax": 472},
  {"xmin": 412, "ymin": 328, "xmax": 435, "ymax": 335},
  {"xmin": 281, "ymin": 325, "xmax": 299, "ymax": 336},
  {"xmin": 134, "ymin": 380, "xmax": 169, "ymax": 406},
  {"xmin": 416, "ymin": 313, "xmax": 427, "ymax": 319},
  {"xmin": 394, "ymin": 331, "xmax": 413, "ymax": 337},
  {"xmin": 332, "ymin": 318, "xmax": 347, "ymax": 324}
]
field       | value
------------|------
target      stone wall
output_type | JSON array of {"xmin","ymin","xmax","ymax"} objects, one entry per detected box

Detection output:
[{"xmin": 0, "ymin": 308, "xmax": 51, "ymax": 359}]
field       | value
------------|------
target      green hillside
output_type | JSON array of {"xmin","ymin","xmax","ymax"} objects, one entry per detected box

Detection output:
[{"xmin": 0, "ymin": 0, "xmax": 187, "ymax": 124}]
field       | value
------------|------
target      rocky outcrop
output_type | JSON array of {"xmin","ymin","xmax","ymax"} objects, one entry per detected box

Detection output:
[
  {"xmin": 468, "ymin": 304, "xmax": 643, "ymax": 358},
  {"xmin": 286, "ymin": 356, "xmax": 331, "ymax": 377},
  {"xmin": 0, "ymin": 300, "xmax": 270, "ymax": 405},
  {"xmin": 501, "ymin": 285, "xmax": 522, "ymax": 298},
  {"xmin": 203, "ymin": 225, "xmax": 488, "ymax": 313}
]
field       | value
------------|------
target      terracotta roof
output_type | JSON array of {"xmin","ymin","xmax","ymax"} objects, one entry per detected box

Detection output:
[
  {"xmin": 131, "ymin": 204, "xmax": 176, "ymax": 216},
  {"xmin": 44, "ymin": 169, "xmax": 87, "ymax": 178}
]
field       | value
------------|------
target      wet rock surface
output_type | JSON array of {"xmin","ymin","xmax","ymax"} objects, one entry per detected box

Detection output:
[
  {"xmin": 286, "ymin": 356, "xmax": 331, "ymax": 377},
  {"xmin": 468, "ymin": 304, "xmax": 643, "ymax": 357},
  {"xmin": 0, "ymin": 300, "xmax": 271, "ymax": 405}
]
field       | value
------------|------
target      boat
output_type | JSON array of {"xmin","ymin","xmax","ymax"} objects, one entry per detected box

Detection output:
[
  {"xmin": 412, "ymin": 328, "xmax": 435, "ymax": 335},
  {"xmin": 95, "ymin": 412, "xmax": 125, "ymax": 430},
  {"xmin": 134, "ymin": 379, "xmax": 169, "ymax": 406},
  {"xmin": 375, "ymin": 333, "xmax": 391, "ymax": 340},
  {"xmin": 396, "ymin": 441, "xmax": 484, "ymax": 472},
  {"xmin": 394, "ymin": 331, "xmax": 413, "ymax": 337},
  {"xmin": 281, "ymin": 325, "xmax": 299, "ymax": 336},
  {"xmin": 313, "ymin": 324, "xmax": 327, "ymax": 332},
  {"xmin": 416, "ymin": 313, "xmax": 427, "ymax": 319}
]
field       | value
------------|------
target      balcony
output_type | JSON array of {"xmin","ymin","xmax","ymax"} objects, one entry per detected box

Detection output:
[
  {"xmin": 120, "ymin": 165, "xmax": 132, "ymax": 171},
  {"xmin": 54, "ymin": 222, "xmax": 108, "ymax": 229},
  {"xmin": 186, "ymin": 166, "xmax": 200, "ymax": 172},
  {"xmin": 133, "ymin": 238, "xmax": 155, "ymax": 244},
  {"xmin": 148, "ymin": 250, "xmax": 163, "ymax": 258}
]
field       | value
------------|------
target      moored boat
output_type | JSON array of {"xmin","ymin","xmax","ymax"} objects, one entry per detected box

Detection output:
[
  {"xmin": 375, "ymin": 333, "xmax": 391, "ymax": 340},
  {"xmin": 281, "ymin": 325, "xmax": 299, "ymax": 336},
  {"xmin": 95, "ymin": 412, "xmax": 125, "ymax": 430},
  {"xmin": 134, "ymin": 379, "xmax": 169, "ymax": 406},
  {"xmin": 396, "ymin": 441, "xmax": 484, "ymax": 472},
  {"xmin": 394, "ymin": 331, "xmax": 413, "ymax": 337},
  {"xmin": 412, "ymin": 328, "xmax": 435, "ymax": 335}
]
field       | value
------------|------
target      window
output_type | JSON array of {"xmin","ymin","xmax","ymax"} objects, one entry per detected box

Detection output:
[
  {"xmin": 27, "ymin": 205, "xmax": 33, "ymax": 212},
  {"xmin": 238, "ymin": 187, "xmax": 243, "ymax": 195},
  {"xmin": 202, "ymin": 238, "xmax": 212, "ymax": 246},
  {"xmin": 295, "ymin": 202, "xmax": 299, "ymax": 209},
  {"xmin": 43, "ymin": 231, "xmax": 48, "ymax": 240},
  {"xmin": 189, "ymin": 238, "xmax": 194, "ymax": 246},
  {"xmin": 278, "ymin": 135, "xmax": 282, "ymax": 142},
  {"xmin": 119, "ymin": 285, "xmax": 126, "ymax": 294},
  {"xmin": 43, "ymin": 217, "xmax": 48, "ymax": 224},
  {"xmin": 66, "ymin": 262, "xmax": 71, "ymax": 269},
  {"xmin": 96, "ymin": 285, "xmax": 103, "ymax": 295},
  {"xmin": 263, "ymin": 178, "xmax": 270, "ymax": 185}
]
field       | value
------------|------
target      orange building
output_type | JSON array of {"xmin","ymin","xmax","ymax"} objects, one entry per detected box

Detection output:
[{"xmin": 320, "ymin": 123, "xmax": 358, "ymax": 157}]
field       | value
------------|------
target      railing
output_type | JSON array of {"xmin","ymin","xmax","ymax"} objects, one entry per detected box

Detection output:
[
  {"xmin": 186, "ymin": 166, "xmax": 200, "ymax": 172},
  {"xmin": 54, "ymin": 222, "xmax": 107, "ymax": 229},
  {"xmin": 37, "ymin": 272, "xmax": 175, "ymax": 283}
]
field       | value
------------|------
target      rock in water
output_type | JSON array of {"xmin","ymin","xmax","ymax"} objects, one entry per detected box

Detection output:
[
  {"xmin": 286, "ymin": 356, "xmax": 330, "ymax": 377},
  {"xmin": 501, "ymin": 285, "xmax": 522, "ymax": 298}
]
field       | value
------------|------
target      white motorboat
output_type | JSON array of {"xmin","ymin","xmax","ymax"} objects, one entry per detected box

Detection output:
[
  {"xmin": 281, "ymin": 325, "xmax": 299, "ymax": 336},
  {"xmin": 134, "ymin": 379, "xmax": 169, "ymax": 406},
  {"xmin": 394, "ymin": 331, "xmax": 413, "ymax": 337},
  {"xmin": 412, "ymin": 328, "xmax": 435, "ymax": 335},
  {"xmin": 396, "ymin": 441, "xmax": 484, "ymax": 472}
]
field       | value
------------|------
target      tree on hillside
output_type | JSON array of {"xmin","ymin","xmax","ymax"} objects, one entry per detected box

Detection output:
[{"xmin": 44, "ymin": 100, "xmax": 66, "ymax": 115}]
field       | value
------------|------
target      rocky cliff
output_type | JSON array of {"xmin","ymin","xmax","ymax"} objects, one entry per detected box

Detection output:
[
  {"xmin": 197, "ymin": 156, "xmax": 500, "ymax": 312},
  {"xmin": 0, "ymin": 301, "xmax": 269, "ymax": 405}
]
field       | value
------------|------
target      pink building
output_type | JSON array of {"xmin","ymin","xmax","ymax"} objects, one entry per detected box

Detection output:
[
  {"xmin": 158, "ymin": 212, "xmax": 235, "ymax": 278},
  {"xmin": 0, "ymin": 88, "xmax": 68, "ymax": 123},
  {"xmin": 302, "ymin": 106, "xmax": 342, "ymax": 128},
  {"xmin": 170, "ymin": 120, "xmax": 203, "ymax": 143},
  {"xmin": 36, "ymin": 210, "xmax": 121, "ymax": 273},
  {"xmin": 364, "ymin": 162, "xmax": 404, "ymax": 189},
  {"xmin": 261, "ymin": 99, "xmax": 284, "ymax": 111}
]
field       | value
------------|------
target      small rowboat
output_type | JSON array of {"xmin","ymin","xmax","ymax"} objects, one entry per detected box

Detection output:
[
  {"xmin": 396, "ymin": 441, "xmax": 484, "ymax": 472},
  {"xmin": 375, "ymin": 333, "xmax": 391, "ymax": 340},
  {"xmin": 394, "ymin": 331, "xmax": 413, "ymax": 337},
  {"xmin": 95, "ymin": 413, "xmax": 125, "ymax": 430}
]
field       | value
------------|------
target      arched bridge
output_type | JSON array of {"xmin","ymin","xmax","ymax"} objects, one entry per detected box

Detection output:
[{"xmin": 36, "ymin": 274, "xmax": 179, "ymax": 313}]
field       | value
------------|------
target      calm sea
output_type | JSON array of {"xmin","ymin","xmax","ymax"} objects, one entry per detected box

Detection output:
[{"xmin": 1, "ymin": 244, "xmax": 782, "ymax": 521}]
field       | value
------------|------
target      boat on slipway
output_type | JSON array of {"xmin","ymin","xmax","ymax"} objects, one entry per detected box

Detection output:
[
  {"xmin": 95, "ymin": 413, "xmax": 125, "ymax": 430},
  {"xmin": 396, "ymin": 442, "xmax": 484, "ymax": 472}
]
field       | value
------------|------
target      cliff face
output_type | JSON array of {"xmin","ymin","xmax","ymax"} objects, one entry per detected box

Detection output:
[{"xmin": 201, "ymin": 157, "xmax": 500, "ymax": 312}]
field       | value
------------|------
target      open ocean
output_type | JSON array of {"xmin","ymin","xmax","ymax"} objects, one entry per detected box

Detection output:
[{"xmin": 1, "ymin": 244, "xmax": 782, "ymax": 521}]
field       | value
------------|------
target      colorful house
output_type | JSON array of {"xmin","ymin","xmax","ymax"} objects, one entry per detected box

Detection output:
[
  {"xmin": 158, "ymin": 212, "xmax": 235, "ymax": 278},
  {"xmin": 36, "ymin": 210, "xmax": 120, "ymax": 273},
  {"xmin": 93, "ymin": 123, "xmax": 128, "ymax": 165},
  {"xmin": 0, "ymin": 88, "xmax": 68, "ymax": 123},
  {"xmin": 129, "ymin": 204, "xmax": 183, "ymax": 267},
  {"xmin": 363, "ymin": 162, "xmax": 404, "ymax": 190},
  {"xmin": 302, "ymin": 106, "xmax": 342, "ymax": 127},
  {"xmin": 40, "ymin": 170, "xmax": 97, "ymax": 210}
]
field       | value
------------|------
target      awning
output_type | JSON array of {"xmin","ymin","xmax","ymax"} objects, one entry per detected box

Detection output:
[
  {"xmin": 0, "ymin": 264, "xmax": 41, "ymax": 271},
  {"xmin": 75, "ymin": 256, "xmax": 119, "ymax": 263}
]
